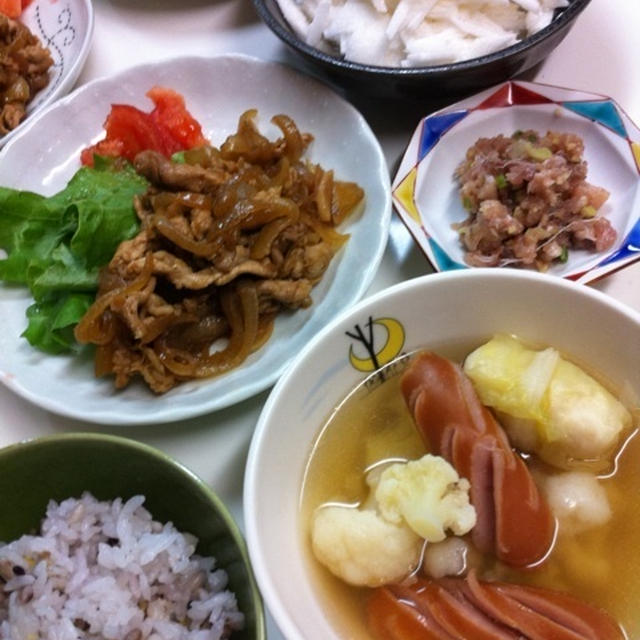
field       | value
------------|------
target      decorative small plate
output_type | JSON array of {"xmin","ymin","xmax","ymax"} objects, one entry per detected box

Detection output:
[
  {"xmin": 1, "ymin": 0, "xmax": 94, "ymax": 148},
  {"xmin": 392, "ymin": 80, "xmax": 640, "ymax": 283},
  {"xmin": 0, "ymin": 54, "xmax": 391, "ymax": 425}
]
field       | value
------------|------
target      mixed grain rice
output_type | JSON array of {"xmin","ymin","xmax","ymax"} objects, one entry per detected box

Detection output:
[{"xmin": 0, "ymin": 493, "xmax": 244, "ymax": 640}]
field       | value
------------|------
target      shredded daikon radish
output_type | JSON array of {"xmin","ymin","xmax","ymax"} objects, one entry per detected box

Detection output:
[{"xmin": 277, "ymin": 0, "xmax": 569, "ymax": 66}]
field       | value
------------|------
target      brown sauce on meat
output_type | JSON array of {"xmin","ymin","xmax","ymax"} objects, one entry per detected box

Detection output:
[
  {"xmin": 0, "ymin": 15, "xmax": 53, "ymax": 135},
  {"xmin": 75, "ymin": 111, "xmax": 364, "ymax": 392}
]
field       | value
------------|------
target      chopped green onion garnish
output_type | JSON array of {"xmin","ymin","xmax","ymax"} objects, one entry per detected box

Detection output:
[
  {"xmin": 462, "ymin": 196, "xmax": 473, "ymax": 210},
  {"xmin": 527, "ymin": 145, "xmax": 552, "ymax": 161},
  {"xmin": 560, "ymin": 247, "xmax": 569, "ymax": 263},
  {"xmin": 495, "ymin": 173, "xmax": 508, "ymax": 189}
]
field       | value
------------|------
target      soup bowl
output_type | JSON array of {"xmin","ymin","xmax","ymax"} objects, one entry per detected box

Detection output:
[
  {"xmin": 244, "ymin": 269, "xmax": 640, "ymax": 639},
  {"xmin": 0, "ymin": 433, "xmax": 265, "ymax": 640}
]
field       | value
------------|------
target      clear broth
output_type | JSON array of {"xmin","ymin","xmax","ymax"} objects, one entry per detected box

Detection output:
[{"xmin": 299, "ymin": 346, "xmax": 639, "ymax": 639}]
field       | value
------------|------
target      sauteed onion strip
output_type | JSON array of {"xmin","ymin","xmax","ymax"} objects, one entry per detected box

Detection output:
[{"xmin": 75, "ymin": 109, "xmax": 364, "ymax": 393}]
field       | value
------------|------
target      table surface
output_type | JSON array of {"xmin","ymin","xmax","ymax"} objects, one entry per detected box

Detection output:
[{"xmin": 1, "ymin": 1, "xmax": 639, "ymax": 638}]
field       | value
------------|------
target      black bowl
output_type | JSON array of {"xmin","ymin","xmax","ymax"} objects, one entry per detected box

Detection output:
[{"xmin": 253, "ymin": 0, "xmax": 591, "ymax": 99}]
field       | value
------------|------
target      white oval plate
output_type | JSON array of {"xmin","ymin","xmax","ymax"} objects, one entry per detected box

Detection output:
[
  {"xmin": 1, "ymin": 0, "xmax": 94, "ymax": 148},
  {"xmin": 0, "ymin": 54, "xmax": 391, "ymax": 425},
  {"xmin": 392, "ymin": 80, "xmax": 640, "ymax": 283}
]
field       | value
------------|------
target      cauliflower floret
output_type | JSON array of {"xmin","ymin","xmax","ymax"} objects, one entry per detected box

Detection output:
[
  {"xmin": 310, "ymin": 454, "xmax": 477, "ymax": 587},
  {"xmin": 375, "ymin": 454, "xmax": 476, "ymax": 541},
  {"xmin": 311, "ymin": 506, "xmax": 422, "ymax": 587}
]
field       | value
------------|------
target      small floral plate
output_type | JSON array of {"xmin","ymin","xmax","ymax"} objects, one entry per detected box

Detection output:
[
  {"xmin": 1, "ymin": 0, "xmax": 94, "ymax": 148},
  {"xmin": 392, "ymin": 80, "xmax": 640, "ymax": 283}
]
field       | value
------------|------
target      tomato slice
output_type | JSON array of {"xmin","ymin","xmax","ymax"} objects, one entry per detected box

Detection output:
[
  {"xmin": 81, "ymin": 86, "xmax": 207, "ymax": 166},
  {"xmin": 0, "ymin": 0, "xmax": 22, "ymax": 18},
  {"xmin": 147, "ymin": 86, "xmax": 206, "ymax": 152}
]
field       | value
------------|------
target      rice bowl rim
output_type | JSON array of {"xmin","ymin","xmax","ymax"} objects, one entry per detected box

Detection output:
[
  {"xmin": 0, "ymin": 431, "xmax": 266, "ymax": 640},
  {"xmin": 253, "ymin": 0, "xmax": 591, "ymax": 76},
  {"xmin": 0, "ymin": 432, "xmax": 251, "ymax": 544}
]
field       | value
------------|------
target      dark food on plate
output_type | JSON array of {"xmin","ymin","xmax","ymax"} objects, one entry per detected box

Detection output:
[
  {"xmin": 0, "ymin": 86, "xmax": 364, "ymax": 393},
  {"xmin": 303, "ymin": 338, "xmax": 635, "ymax": 639},
  {"xmin": 0, "ymin": 13, "xmax": 52, "ymax": 135},
  {"xmin": 0, "ymin": 493, "xmax": 244, "ymax": 639},
  {"xmin": 75, "ymin": 110, "xmax": 364, "ymax": 393},
  {"xmin": 454, "ymin": 130, "xmax": 616, "ymax": 270}
]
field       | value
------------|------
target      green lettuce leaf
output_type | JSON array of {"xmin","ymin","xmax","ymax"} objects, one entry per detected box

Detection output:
[
  {"xmin": 171, "ymin": 150, "xmax": 186, "ymax": 164},
  {"xmin": 0, "ymin": 159, "xmax": 148, "ymax": 353}
]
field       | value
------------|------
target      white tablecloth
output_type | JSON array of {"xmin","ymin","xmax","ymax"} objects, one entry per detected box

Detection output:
[{"xmin": 1, "ymin": 1, "xmax": 639, "ymax": 637}]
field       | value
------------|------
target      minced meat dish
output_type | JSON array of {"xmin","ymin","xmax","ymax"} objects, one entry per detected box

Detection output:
[
  {"xmin": 0, "ymin": 14, "xmax": 53, "ymax": 136},
  {"xmin": 453, "ymin": 130, "xmax": 616, "ymax": 270}
]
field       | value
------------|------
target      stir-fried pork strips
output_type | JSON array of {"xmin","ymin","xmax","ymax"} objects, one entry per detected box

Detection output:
[
  {"xmin": 75, "ymin": 110, "xmax": 364, "ymax": 392},
  {"xmin": 0, "ymin": 14, "xmax": 53, "ymax": 135}
]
